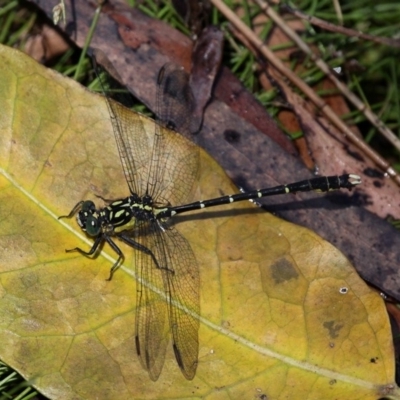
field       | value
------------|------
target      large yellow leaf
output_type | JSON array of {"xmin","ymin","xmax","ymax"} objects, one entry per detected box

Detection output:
[{"xmin": 0, "ymin": 44, "xmax": 397, "ymax": 399}]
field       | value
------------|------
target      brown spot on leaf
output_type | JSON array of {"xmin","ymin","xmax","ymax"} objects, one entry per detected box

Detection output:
[{"xmin": 270, "ymin": 257, "xmax": 299, "ymax": 284}]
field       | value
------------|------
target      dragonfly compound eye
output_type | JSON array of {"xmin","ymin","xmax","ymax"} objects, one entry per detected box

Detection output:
[
  {"xmin": 76, "ymin": 201, "xmax": 96, "ymax": 231},
  {"xmin": 85, "ymin": 215, "xmax": 101, "ymax": 236}
]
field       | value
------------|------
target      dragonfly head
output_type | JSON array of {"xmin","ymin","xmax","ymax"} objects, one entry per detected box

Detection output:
[{"xmin": 77, "ymin": 200, "xmax": 101, "ymax": 236}]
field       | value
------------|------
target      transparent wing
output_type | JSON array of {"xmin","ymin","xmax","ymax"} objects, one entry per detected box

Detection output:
[
  {"xmin": 158, "ymin": 224, "xmax": 200, "ymax": 380},
  {"xmin": 133, "ymin": 219, "xmax": 200, "ymax": 380},
  {"xmin": 94, "ymin": 59, "xmax": 153, "ymax": 197},
  {"xmin": 106, "ymin": 99, "xmax": 152, "ymax": 197},
  {"xmin": 146, "ymin": 64, "xmax": 199, "ymax": 205},
  {"xmin": 156, "ymin": 63, "xmax": 195, "ymax": 139},
  {"xmin": 133, "ymin": 220, "xmax": 169, "ymax": 381}
]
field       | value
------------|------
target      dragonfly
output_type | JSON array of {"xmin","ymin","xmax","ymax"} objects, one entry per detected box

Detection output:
[{"xmin": 60, "ymin": 63, "xmax": 361, "ymax": 381}]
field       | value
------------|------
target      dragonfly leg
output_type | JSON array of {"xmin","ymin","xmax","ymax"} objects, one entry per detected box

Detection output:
[
  {"xmin": 65, "ymin": 234, "xmax": 103, "ymax": 256},
  {"xmin": 117, "ymin": 233, "xmax": 174, "ymax": 275},
  {"xmin": 104, "ymin": 236, "xmax": 124, "ymax": 281},
  {"xmin": 95, "ymin": 193, "xmax": 115, "ymax": 204},
  {"xmin": 58, "ymin": 200, "xmax": 84, "ymax": 219}
]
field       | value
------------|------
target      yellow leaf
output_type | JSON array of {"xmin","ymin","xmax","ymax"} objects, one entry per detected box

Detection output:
[{"xmin": 0, "ymin": 44, "xmax": 398, "ymax": 400}]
